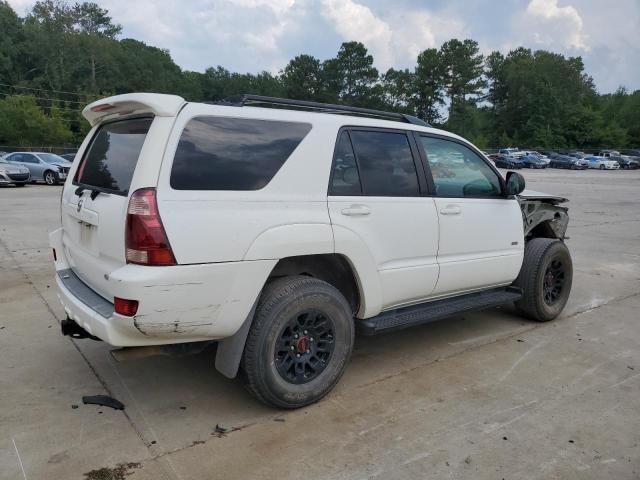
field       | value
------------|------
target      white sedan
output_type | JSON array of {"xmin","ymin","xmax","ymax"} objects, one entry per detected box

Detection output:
[{"xmin": 586, "ymin": 156, "xmax": 620, "ymax": 170}]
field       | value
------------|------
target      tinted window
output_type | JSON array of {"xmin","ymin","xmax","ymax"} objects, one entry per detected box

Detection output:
[
  {"xmin": 75, "ymin": 117, "xmax": 152, "ymax": 195},
  {"xmin": 330, "ymin": 131, "xmax": 361, "ymax": 195},
  {"xmin": 171, "ymin": 117, "xmax": 311, "ymax": 190},
  {"xmin": 420, "ymin": 136, "xmax": 502, "ymax": 197},
  {"xmin": 11, "ymin": 154, "xmax": 37, "ymax": 163},
  {"xmin": 349, "ymin": 131, "xmax": 419, "ymax": 196}
]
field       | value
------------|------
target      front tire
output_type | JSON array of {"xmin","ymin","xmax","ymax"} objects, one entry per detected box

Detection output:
[
  {"xmin": 514, "ymin": 238, "xmax": 573, "ymax": 322},
  {"xmin": 241, "ymin": 276, "xmax": 354, "ymax": 408},
  {"xmin": 44, "ymin": 170, "xmax": 59, "ymax": 185}
]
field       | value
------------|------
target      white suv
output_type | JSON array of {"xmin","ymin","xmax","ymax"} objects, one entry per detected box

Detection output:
[{"xmin": 50, "ymin": 93, "xmax": 573, "ymax": 408}]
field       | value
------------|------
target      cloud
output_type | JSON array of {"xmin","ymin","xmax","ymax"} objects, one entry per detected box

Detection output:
[
  {"xmin": 4, "ymin": 0, "xmax": 639, "ymax": 92},
  {"xmin": 321, "ymin": 0, "xmax": 394, "ymax": 67},
  {"xmin": 321, "ymin": 0, "xmax": 466, "ymax": 70},
  {"xmin": 523, "ymin": 0, "xmax": 588, "ymax": 50}
]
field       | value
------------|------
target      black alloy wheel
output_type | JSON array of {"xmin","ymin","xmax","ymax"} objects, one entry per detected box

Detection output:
[{"xmin": 274, "ymin": 309, "xmax": 335, "ymax": 384}]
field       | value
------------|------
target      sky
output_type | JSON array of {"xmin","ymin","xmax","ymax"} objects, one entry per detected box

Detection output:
[{"xmin": 7, "ymin": 0, "xmax": 640, "ymax": 93}]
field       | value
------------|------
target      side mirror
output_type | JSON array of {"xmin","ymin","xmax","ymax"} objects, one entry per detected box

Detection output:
[{"xmin": 505, "ymin": 171, "xmax": 525, "ymax": 196}]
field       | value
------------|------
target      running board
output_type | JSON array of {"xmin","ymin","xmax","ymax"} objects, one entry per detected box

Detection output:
[{"xmin": 358, "ymin": 288, "xmax": 522, "ymax": 336}]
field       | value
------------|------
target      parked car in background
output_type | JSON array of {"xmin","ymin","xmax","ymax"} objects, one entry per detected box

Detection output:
[
  {"xmin": 521, "ymin": 154, "xmax": 548, "ymax": 169},
  {"xmin": 60, "ymin": 153, "xmax": 77, "ymax": 162},
  {"xmin": 585, "ymin": 156, "xmax": 620, "ymax": 170},
  {"xmin": 549, "ymin": 154, "xmax": 588, "ymax": 169},
  {"xmin": 0, "ymin": 158, "xmax": 31, "ymax": 186},
  {"xmin": 3, "ymin": 152, "xmax": 72, "ymax": 185},
  {"xmin": 621, "ymin": 149, "xmax": 640, "ymax": 157},
  {"xmin": 610, "ymin": 155, "xmax": 639, "ymax": 169},
  {"xmin": 494, "ymin": 154, "xmax": 524, "ymax": 169},
  {"xmin": 598, "ymin": 150, "xmax": 621, "ymax": 159},
  {"xmin": 498, "ymin": 148, "xmax": 519, "ymax": 157},
  {"xmin": 522, "ymin": 151, "xmax": 551, "ymax": 165}
]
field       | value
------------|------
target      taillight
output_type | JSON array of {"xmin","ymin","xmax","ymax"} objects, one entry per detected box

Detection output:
[
  {"xmin": 125, "ymin": 188, "xmax": 176, "ymax": 266},
  {"xmin": 114, "ymin": 297, "xmax": 139, "ymax": 316}
]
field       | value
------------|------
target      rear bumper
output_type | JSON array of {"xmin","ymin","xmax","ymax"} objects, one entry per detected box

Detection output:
[{"xmin": 49, "ymin": 227, "xmax": 275, "ymax": 347}]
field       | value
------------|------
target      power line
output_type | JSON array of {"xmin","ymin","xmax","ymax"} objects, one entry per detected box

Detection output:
[
  {"xmin": 0, "ymin": 91, "xmax": 85, "ymax": 112},
  {"xmin": 0, "ymin": 90, "xmax": 88, "ymax": 106},
  {"xmin": 0, "ymin": 82, "xmax": 98, "ymax": 99}
]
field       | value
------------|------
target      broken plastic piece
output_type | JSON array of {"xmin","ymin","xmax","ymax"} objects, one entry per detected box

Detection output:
[{"xmin": 82, "ymin": 395, "xmax": 125, "ymax": 410}]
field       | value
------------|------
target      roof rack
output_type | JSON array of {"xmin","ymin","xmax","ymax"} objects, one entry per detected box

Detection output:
[{"xmin": 214, "ymin": 94, "xmax": 431, "ymax": 127}]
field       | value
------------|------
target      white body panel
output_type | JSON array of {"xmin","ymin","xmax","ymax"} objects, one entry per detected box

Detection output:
[
  {"xmin": 432, "ymin": 198, "xmax": 524, "ymax": 295},
  {"xmin": 328, "ymin": 196, "xmax": 439, "ymax": 312}
]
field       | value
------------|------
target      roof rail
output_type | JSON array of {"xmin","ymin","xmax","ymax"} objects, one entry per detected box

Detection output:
[{"xmin": 213, "ymin": 94, "xmax": 431, "ymax": 127}]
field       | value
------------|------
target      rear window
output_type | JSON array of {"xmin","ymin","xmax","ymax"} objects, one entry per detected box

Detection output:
[
  {"xmin": 75, "ymin": 117, "xmax": 152, "ymax": 195},
  {"xmin": 170, "ymin": 117, "xmax": 311, "ymax": 190}
]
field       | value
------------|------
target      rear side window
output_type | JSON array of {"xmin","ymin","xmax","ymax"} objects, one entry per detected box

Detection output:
[
  {"xmin": 170, "ymin": 117, "xmax": 311, "ymax": 190},
  {"xmin": 349, "ymin": 130, "xmax": 419, "ymax": 196},
  {"xmin": 330, "ymin": 131, "xmax": 361, "ymax": 195},
  {"xmin": 75, "ymin": 117, "xmax": 152, "ymax": 195}
]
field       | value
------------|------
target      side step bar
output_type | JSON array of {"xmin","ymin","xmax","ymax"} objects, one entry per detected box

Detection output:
[{"xmin": 358, "ymin": 287, "xmax": 522, "ymax": 336}]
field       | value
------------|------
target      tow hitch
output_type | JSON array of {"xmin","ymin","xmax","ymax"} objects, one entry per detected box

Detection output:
[{"xmin": 61, "ymin": 318, "xmax": 101, "ymax": 341}]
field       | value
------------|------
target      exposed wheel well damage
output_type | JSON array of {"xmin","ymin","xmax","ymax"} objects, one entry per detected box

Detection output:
[{"xmin": 519, "ymin": 199, "xmax": 569, "ymax": 241}]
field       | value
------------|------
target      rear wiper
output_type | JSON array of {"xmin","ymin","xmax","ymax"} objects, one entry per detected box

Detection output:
[{"xmin": 74, "ymin": 186, "xmax": 101, "ymax": 200}]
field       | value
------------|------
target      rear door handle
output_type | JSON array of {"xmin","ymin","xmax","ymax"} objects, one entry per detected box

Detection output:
[
  {"xmin": 439, "ymin": 205, "xmax": 461, "ymax": 215},
  {"xmin": 341, "ymin": 205, "xmax": 371, "ymax": 216}
]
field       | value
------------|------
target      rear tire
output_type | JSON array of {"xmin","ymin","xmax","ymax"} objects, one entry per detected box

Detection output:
[
  {"xmin": 513, "ymin": 238, "xmax": 573, "ymax": 322},
  {"xmin": 241, "ymin": 276, "xmax": 354, "ymax": 408}
]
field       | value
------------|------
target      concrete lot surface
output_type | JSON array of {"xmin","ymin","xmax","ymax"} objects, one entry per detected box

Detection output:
[{"xmin": 1, "ymin": 169, "xmax": 639, "ymax": 480}]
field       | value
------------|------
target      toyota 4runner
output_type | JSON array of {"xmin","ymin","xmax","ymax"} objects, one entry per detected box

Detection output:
[{"xmin": 50, "ymin": 93, "xmax": 572, "ymax": 408}]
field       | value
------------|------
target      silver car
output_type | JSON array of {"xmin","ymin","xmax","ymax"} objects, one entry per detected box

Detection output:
[
  {"xmin": 0, "ymin": 158, "xmax": 31, "ymax": 186},
  {"xmin": 2, "ymin": 152, "xmax": 72, "ymax": 185}
]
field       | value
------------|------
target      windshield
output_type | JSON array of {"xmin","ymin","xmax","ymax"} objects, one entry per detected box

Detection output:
[{"xmin": 39, "ymin": 153, "xmax": 66, "ymax": 164}]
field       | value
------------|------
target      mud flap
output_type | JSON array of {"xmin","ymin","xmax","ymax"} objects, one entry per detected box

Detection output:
[{"xmin": 214, "ymin": 301, "xmax": 258, "ymax": 378}]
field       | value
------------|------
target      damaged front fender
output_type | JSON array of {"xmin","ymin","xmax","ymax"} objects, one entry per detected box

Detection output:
[{"xmin": 518, "ymin": 190, "xmax": 569, "ymax": 239}]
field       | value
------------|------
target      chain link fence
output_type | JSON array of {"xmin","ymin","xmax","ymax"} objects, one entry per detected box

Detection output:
[{"xmin": 0, "ymin": 145, "xmax": 79, "ymax": 156}]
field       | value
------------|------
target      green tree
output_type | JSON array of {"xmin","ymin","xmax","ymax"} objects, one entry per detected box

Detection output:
[
  {"xmin": 325, "ymin": 41, "xmax": 379, "ymax": 105},
  {"xmin": 410, "ymin": 48, "xmax": 445, "ymax": 124},
  {"xmin": 72, "ymin": 2, "xmax": 121, "ymax": 92},
  {"xmin": 439, "ymin": 39, "xmax": 486, "ymax": 113},
  {"xmin": 0, "ymin": 95, "xmax": 72, "ymax": 145},
  {"xmin": 0, "ymin": 1, "xmax": 24, "ymax": 84},
  {"xmin": 281, "ymin": 54, "xmax": 323, "ymax": 100}
]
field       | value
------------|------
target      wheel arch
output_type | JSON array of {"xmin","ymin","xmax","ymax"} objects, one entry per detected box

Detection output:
[{"xmin": 215, "ymin": 252, "xmax": 366, "ymax": 379}]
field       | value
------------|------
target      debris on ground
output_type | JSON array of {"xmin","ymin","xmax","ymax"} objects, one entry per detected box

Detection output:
[
  {"xmin": 84, "ymin": 462, "xmax": 140, "ymax": 480},
  {"xmin": 71, "ymin": 404, "xmax": 79, "ymax": 409},
  {"xmin": 214, "ymin": 424, "xmax": 231, "ymax": 435},
  {"xmin": 82, "ymin": 395, "xmax": 125, "ymax": 410}
]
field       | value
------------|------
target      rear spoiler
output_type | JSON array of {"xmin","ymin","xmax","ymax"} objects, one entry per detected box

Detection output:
[{"xmin": 82, "ymin": 93, "xmax": 187, "ymax": 126}]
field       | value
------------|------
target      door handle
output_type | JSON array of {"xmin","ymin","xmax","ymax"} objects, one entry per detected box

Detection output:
[
  {"xmin": 341, "ymin": 205, "xmax": 371, "ymax": 216},
  {"xmin": 439, "ymin": 205, "xmax": 461, "ymax": 215}
]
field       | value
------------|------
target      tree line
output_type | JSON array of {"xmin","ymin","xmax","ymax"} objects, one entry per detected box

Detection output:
[{"xmin": 0, "ymin": 0, "xmax": 638, "ymax": 149}]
